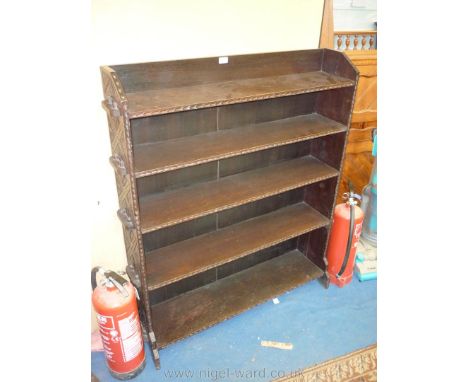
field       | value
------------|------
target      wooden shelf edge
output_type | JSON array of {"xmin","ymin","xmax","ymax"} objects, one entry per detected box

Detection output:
[
  {"xmin": 151, "ymin": 250, "xmax": 323, "ymax": 348},
  {"xmin": 139, "ymin": 156, "xmax": 339, "ymax": 234},
  {"xmin": 146, "ymin": 203, "xmax": 329, "ymax": 290},
  {"xmin": 134, "ymin": 113, "xmax": 347, "ymax": 178},
  {"xmin": 127, "ymin": 72, "xmax": 355, "ymax": 118}
]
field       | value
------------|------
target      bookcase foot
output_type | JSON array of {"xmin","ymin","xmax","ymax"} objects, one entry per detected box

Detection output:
[{"xmin": 149, "ymin": 331, "xmax": 161, "ymax": 369}]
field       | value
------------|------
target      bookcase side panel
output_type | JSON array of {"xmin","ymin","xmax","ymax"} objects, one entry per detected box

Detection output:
[
  {"xmin": 101, "ymin": 66, "xmax": 154, "ymax": 337},
  {"xmin": 307, "ymin": 72, "xmax": 359, "ymax": 284}
]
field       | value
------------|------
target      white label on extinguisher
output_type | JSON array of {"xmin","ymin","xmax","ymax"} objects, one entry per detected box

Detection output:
[
  {"xmin": 354, "ymin": 223, "xmax": 363, "ymax": 240},
  {"xmin": 118, "ymin": 312, "xmax": 143, "ymax": 362},
  {"xmin": 96, "ymin": 314, "xmax": 117, "ymax": 362}
]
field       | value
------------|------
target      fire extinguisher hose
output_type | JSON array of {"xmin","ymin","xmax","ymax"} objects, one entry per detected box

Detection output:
[
  {"xmin": 337, "ymin": 202, "xmax": 355, "ymax": 278},
  {"xmin": 91, "ymin": 266, "xmax": 101, "ymax": 291}
]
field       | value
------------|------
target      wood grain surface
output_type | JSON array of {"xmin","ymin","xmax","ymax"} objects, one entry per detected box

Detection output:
[
  {"xmin": 126, "ymin": 72, "xmax": 354, "ymax": 118},
  {"xmin": 139, "ymin": 156, "xmax": 338, "ymax": 233},
  {"xmin": 134, "ymin": 113, "xmax": 346, "ymax": 177},
  {"xmin": 145, "ymin": 203, "xmax": 329, "ymax": 290},
  {"xmin": 151, "ymin": 250, "xmax": 323, "ymax": 347},
  {"xmin": 101, "ymin": 49, "xmax": 358, "ymax": 352}
]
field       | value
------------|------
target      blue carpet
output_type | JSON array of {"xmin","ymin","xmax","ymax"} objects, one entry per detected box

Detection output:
[{"xmin": 92, "ymin": 274, "xmax": 376, "ymax": 381}]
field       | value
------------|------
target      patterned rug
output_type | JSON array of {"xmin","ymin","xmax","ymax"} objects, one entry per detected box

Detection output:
[{"xmin": 274, "ymin": 344, "xmax": 377, "ymax": 382}]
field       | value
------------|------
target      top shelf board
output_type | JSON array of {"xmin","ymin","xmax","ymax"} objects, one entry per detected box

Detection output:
[
  {"xmin": 125, "ymin": 71, "xmax": 354, "ymax": 118},
  {"xmin": 104, "ymin": 49, "xmax": 358, "ymax": 119}
]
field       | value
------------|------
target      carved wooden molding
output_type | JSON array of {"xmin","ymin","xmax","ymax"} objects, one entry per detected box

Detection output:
[
  {"xmin": 335, "ymin": 31, "xmax": 377, "ymax": 51},
  {"xmin": 274, "ymin": 344, "xmax": 377, "ymax": 382}
]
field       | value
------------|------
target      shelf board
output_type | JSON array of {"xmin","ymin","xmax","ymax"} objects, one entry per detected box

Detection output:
[
  {"xmin": 134, "ymin": 113, "xmax": 346, "ymax": 178},
  {"xmin": 139, "ymin": 156, "xmax": 339, "ymax": 233},
  {"xmin": 146, "ymin": 203, "xmax": 329, "ymax": 290},
  {"xmin": 151, "ymin": 250, "xmax": 323, "ymax": 347},
  {"xmin": 126, "ymin": 71, "xmax": 355, "ymax": 118}
]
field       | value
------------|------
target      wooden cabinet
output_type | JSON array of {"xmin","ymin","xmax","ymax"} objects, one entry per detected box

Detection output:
[
  {"xmin": 338, "ymin": 50, "xmax": 377, "ymax": 197},
  {"xmin": 100, "ymin": 49, "xmax": 357, "ymax": 366}
]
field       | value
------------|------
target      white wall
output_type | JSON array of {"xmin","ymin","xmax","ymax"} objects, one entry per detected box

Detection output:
[
  {"xmin": 90, "ymin": 0, "xmax": 324, "ymax": 331},
  {"xmin": 334, "ymin": 0, "xmax": 377, "ymax": 31}
]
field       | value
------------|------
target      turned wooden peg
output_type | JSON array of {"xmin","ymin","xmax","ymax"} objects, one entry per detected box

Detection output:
[
  {"xmin": 345, "ymin": 35, "xmax": 350, "ymax": 50},
  {"xmin": 337, "ymin": 35, "xmax": 343, "ymax": 50},
  {"xmin": 353, "ymin": 35, "xmax": 359, "ymax": 50},
  {"xmin": 369, "ymin": 35, "xmax": 375, "ymax": 49},
  {"xmin": 361, "ymin": 35, "xmax": 367, "ymax": 50}
]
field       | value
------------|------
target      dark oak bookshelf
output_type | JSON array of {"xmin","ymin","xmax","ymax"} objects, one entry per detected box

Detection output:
[{"xmin": 101, "ymin": 48, "xmax": 358, "ymax": 366}]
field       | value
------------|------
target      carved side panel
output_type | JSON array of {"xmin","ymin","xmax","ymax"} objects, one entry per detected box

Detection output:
[{"xmin": 100, "ymin": 66, "xmax": 153, "ymax": 334}]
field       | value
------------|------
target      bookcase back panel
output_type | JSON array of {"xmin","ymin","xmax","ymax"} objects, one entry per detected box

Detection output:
[
  {"xmin": 217, "ymin": 188, "xmax": 305, "ymax": 229},
  {"xmin": 219, "ymin": 141, "xmax": 310, "ymax": 178},
  {"xmin": 216, "ymin": 239, "xmax": 298, "ymax": 279},
  {"xmin": 149, "ymin": 267, "xmax": 217, "ymax": 306},
  {"xmin": 142, "ymin": 188, "xmax": 305, "ymax": 253},
  {"xmin": 137, "ymin": 162, "xmax": 217, "ymax": 197},
  {"xmin": 131, "ymin": 108, "xmax": 217, "ymax": 144},
  {"xmin": 148, "ymin": 238, "xmax": 298, "ymax": 305},
  {"xmin": 142, "ymin": 214, "xmax": 217, "ymax": 253},
  {"xmin": 218, "ymin": 93, "xmax": 317, "ymax": 130},
  {"xmin": 130, "ymin": 91, "xmax": 341, "ymax": 147},
  {"xmin": 112, "ymin": 50, "xmax": 324, "ymax": 93},
  {"xmin": 137, "ymin": 140, "xmax": 318, "ymax": 198}
]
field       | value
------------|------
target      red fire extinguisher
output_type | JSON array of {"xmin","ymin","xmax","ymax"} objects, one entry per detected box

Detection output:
[
  {"xmin": 326, "ymin": 192, "xmax": 364, "ymax": 287},
  {"xmin": 92, "ymin": 267, "xmax": 146, "ymax": 380}
]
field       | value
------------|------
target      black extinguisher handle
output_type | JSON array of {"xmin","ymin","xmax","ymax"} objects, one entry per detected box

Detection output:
[
  {"xmin": 91, "ymin": 266, "xmax": 101, "ymax": 291},
  {"xmin": 337, "ymin": 201, "xmax": 355, "ymax": 278}
]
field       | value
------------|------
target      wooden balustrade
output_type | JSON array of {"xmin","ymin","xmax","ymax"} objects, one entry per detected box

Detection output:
[{"xmin": 334, "ymin": 31, "xmax": 377, "ymax": 51}]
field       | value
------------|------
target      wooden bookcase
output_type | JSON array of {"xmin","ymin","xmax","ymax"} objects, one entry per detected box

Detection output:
[{"xmin": 100, "ymin": 49, "xmax": 358, "ymax": 366}]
